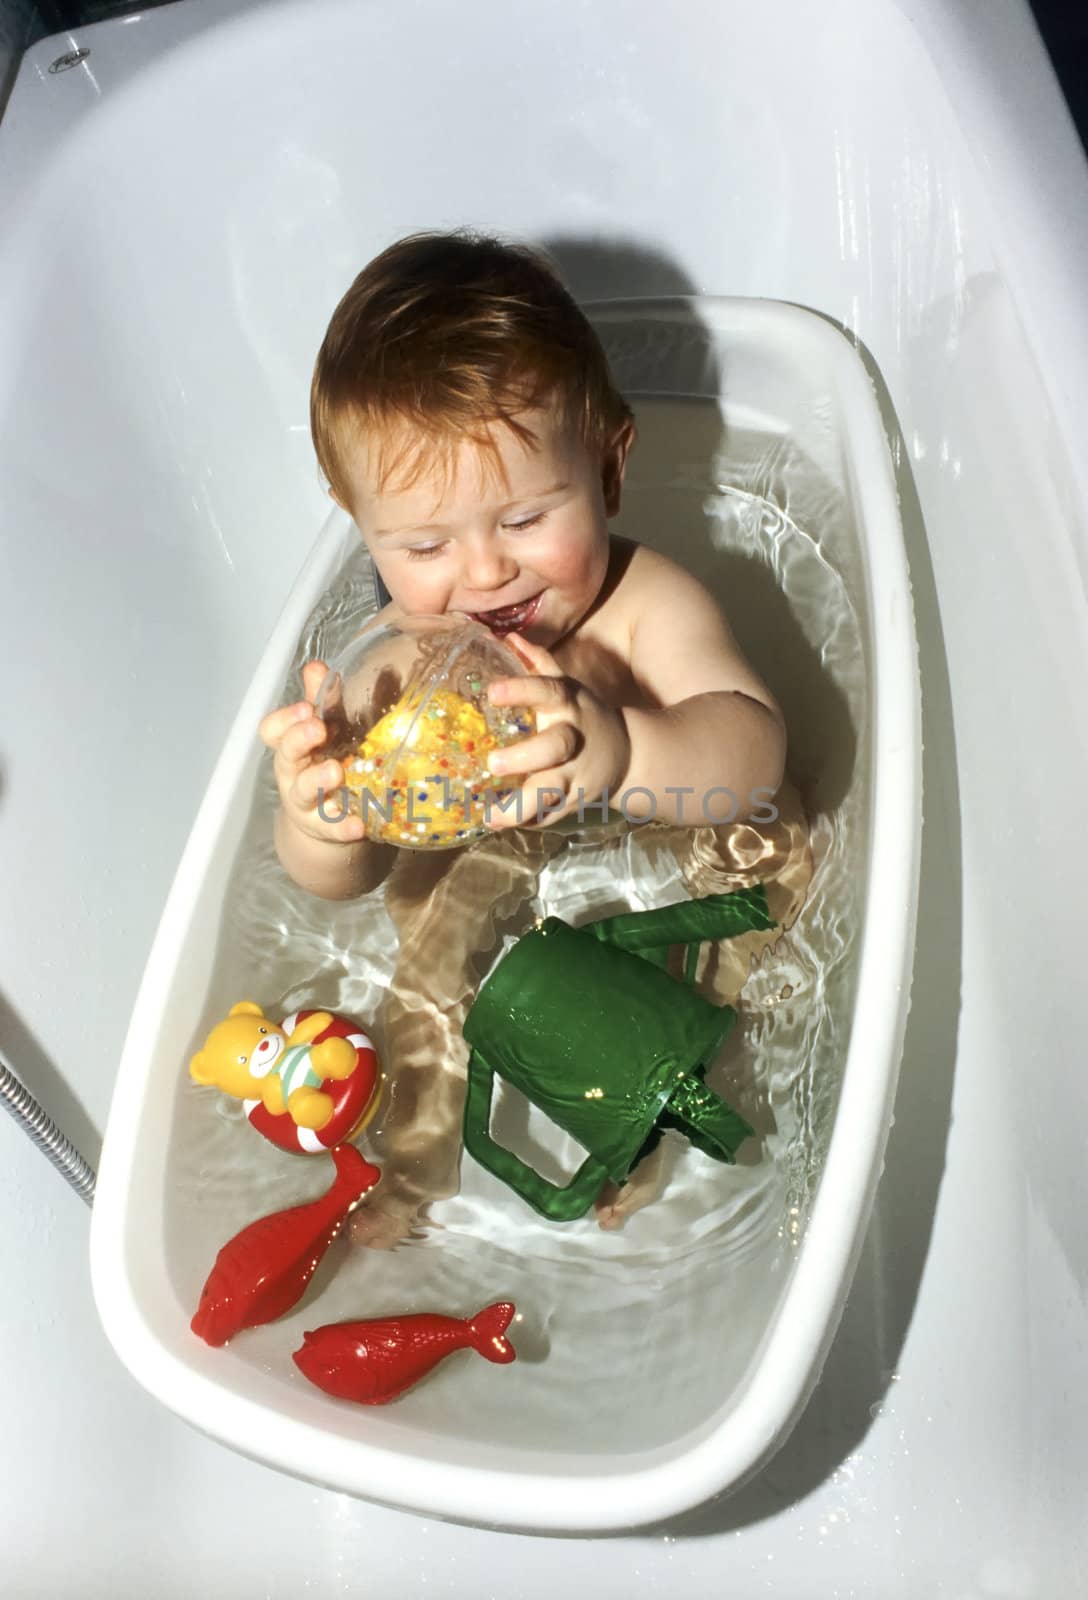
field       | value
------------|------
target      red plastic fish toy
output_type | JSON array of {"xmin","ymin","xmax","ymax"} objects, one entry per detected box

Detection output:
[
  {"xmin": 191, "ymin": 1143, "xmax": 381, "ymax": 1347},
  {"xmin": 292, "ymin": 1301, "xmax": 518, "ymax": 1404}
]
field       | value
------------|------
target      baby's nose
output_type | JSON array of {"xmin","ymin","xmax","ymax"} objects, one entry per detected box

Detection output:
[{"xmin": 463, "ymin": 534, "xmax": 518, "ymax": 592}]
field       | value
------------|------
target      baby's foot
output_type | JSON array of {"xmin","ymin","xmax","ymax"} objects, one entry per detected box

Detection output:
[
  {"xmin": 594, "ymin": 1143, "xmax": 668, "ymax": 1230},
  {"xmin": 347, "ymin": 1201, "xmax": 421, "ymax": 1250}
]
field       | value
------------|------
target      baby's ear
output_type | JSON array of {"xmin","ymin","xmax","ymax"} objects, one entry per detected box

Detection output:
[
  {"xmin": 602, "ymin": 418, "xmax": 637, "ymax": 516},
  {"xmin": 229, "ymin": 1001, "xmax": 265, "ymax": 1019}
]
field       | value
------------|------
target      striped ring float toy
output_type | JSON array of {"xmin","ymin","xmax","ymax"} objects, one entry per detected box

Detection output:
[{"xmin": 244, "ymin": 1010, "xmax": 382, "ymax": 1155}]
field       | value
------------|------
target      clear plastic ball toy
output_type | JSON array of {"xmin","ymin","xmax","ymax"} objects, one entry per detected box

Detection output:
[{"xmin": 314, "ymin": 614, "xmax": 536, "ymax": 849}]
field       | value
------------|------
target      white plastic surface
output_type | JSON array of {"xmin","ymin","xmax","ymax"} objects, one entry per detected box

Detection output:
[{"xmin": 2, "ymin": 0, "xmax": 1087, "ymax": 1590}]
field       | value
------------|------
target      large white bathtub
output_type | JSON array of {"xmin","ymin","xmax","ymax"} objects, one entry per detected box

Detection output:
[{"xmin": 3, "ymin": 0, "xmax": 1087, "ymax": 1590}]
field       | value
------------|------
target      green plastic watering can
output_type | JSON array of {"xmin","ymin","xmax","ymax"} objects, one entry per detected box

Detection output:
[{"xmin": 462, "ymin": 888, "xmax": 774, "ymax": 1221}]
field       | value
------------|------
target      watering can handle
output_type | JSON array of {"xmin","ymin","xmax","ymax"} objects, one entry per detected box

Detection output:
[
  {"xmin": 588, "ymin": 886, "xmax": 774, "ymax": 958},
  {"xmin": 463, "ymin": 1050, "xmax": 611, "ymax": 1222}
]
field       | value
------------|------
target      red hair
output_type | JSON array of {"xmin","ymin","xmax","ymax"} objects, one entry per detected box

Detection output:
[{"xmin": 311, "ymin": 230, "xmax": 634, "ymax": 504}]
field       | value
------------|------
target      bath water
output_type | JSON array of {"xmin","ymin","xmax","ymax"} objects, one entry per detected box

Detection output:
[{"xmin": 165, "ymin": 394, "xmax": 867, "ymax": 1456}]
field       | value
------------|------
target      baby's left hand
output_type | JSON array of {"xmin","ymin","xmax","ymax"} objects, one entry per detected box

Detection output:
[{"xmin": 485, "ymin": 636, "xmax": 631, "ymax": 830}]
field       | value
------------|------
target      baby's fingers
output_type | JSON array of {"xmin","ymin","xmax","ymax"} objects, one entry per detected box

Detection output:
[
  {"xmin": 501, "ymin": 633, "xmax": 564, "ymax": 677},
  {"xmin": 486, "ymin": 772, "xmax": 569, "ymax": 831},
  {"xmin": 293, "ymin": 756, "xmax": 346, "ymax": 810},
  {"xmin": 258, "ymin": 660, "xmax": 331, "ymax": 754},
  {"xmin": 488, "ymin": 723, "xmax": 579, "ymax": 778},
  {"xmin": 301, "ymin": 659, "xmax": 331, "ymax": 703},
  {"xmin": 274, "ymin": 714, "xmax": 331, "ymax": 771},
  {"xmin": 489, "ymin": 673, "xmax": 571, "ymax": 710},
  {"xmin": 292, "ymin": 760, "xmax": 366, "ymax": 842},
  {"xmin": 259, "ymin": 699, "xmax": 313, "ymax": 752}
]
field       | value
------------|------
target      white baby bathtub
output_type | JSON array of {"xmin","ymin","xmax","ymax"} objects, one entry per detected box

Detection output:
[
  {"xmin": 86, "ymin": 290, "xmax": 918, "ymax": 1531},
  {"xmin": 3, "ymin": 0, "xmax": 1087, "ymax": 1589}
]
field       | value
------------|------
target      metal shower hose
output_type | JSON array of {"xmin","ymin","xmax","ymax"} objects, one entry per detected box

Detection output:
[{"xmin": 0, "ymin": 1047, "xmax": 96, "ymax": 1206}]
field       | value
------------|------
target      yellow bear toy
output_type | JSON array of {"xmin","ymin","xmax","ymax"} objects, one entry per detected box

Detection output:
[{"xmin": 189, "ymin": 1002, "xmax": 359, "ymax": 1131}]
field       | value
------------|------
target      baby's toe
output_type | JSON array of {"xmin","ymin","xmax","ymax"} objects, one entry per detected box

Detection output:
[
  {"xmin": 596, "ymin": 1205, "xmax": 627, "ymax": 1232},
  {"xmin": 593, "ymin": 1181, "xmax": 628, "ymax": 1231},
  {"xmin": 348, "ymin": 1205, "xmax": 418, "ymax": 1250}
]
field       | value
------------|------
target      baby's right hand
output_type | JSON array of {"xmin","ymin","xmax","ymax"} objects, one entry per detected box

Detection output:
[{"xmin": 258, "ymin": 660, "xmax": 365, "ymax": 846}]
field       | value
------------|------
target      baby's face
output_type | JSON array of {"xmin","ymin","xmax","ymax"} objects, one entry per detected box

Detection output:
[{"xmin": 336, "ymin": 408, "xmax": 629, "ymax": 646}]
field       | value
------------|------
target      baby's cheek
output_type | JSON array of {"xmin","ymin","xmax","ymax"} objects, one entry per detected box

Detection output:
[
  {"xmin": 549, "ymin": 552, "xmax": 588, "ymax": 587},
  {"xmin": 544, "ymin": 533, "xmax": 608, "ymax": 593},
  {"xmin": 388, "ymin": 566, "xmax": 453, "ymax": 614}
]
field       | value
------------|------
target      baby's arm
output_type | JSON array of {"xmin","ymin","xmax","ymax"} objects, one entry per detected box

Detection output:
[
  {"xmin": 487, "ymin": 548, "xmax": 784, "ymax": 830},
  {"xmin": 618, "ymin": 550, "xmax": 786, "ymax": 823},
  {"xmin": 259, "ymin": 660, "xmax": 396, "ymax": 899}
]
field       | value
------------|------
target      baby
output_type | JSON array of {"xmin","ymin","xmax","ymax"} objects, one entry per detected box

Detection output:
[{"xmin": 260, "ymin": 230, "xmax": 811, "ymax": 1244}]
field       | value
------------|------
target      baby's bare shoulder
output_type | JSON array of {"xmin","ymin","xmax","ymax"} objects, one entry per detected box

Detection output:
[
  {"xmin": 618, "ymin": 541, "xmax": 715, "ymax": 613},
  {"xmin": 617, "ymin": 541, "xmax": 778, "ymax": 709},
  {"xmin": 584, "ymin": 539, "xmax": 721, "ymax": 657},
  {"xmin": 606, "ymin": 542, "xmax": 725, "ymax": 652}
]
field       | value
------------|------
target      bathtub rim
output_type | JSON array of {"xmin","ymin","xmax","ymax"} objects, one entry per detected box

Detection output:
[{"xmin": 88, "ymin": 294, "xmax": 921, "ymax": 1533}]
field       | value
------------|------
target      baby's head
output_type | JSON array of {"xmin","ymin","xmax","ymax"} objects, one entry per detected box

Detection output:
[{"xmin": 311, "ymin": 230, "xmax": 635, "ymax": 643}]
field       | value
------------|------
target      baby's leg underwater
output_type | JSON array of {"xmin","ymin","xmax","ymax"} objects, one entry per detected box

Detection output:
[
  {"xmin": 671, "ymin": 777, "xmax": 814, "ymax": 1006},
  {"xmin": 594, "ymin": 1141, "xmax": 671, "ymax": 1231},
  {"xmin": 593, "ymin": 781, "xmax": 814, "ymax": 1231},
  {"xmin": 351, "ymin": 828, "xmax": 565, "ymax": 1247}
]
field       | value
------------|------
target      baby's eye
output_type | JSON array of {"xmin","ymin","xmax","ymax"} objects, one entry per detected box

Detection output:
[
  {"xmin": 404, "ymin": 541, "xmax": 447, "ymax": 561},
  {"xmin": 503, "ymin": 513, "xmax": 544, "ymax": 532},
  {"xmin": 237, "ymin": 1054, "xmax": 248, "ymax": 1065}
]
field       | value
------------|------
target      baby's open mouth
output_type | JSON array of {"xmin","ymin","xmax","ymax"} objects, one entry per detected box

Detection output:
[{"xmin": 466, "ymin": 592, "xmax": 543, "ymax": 637}]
